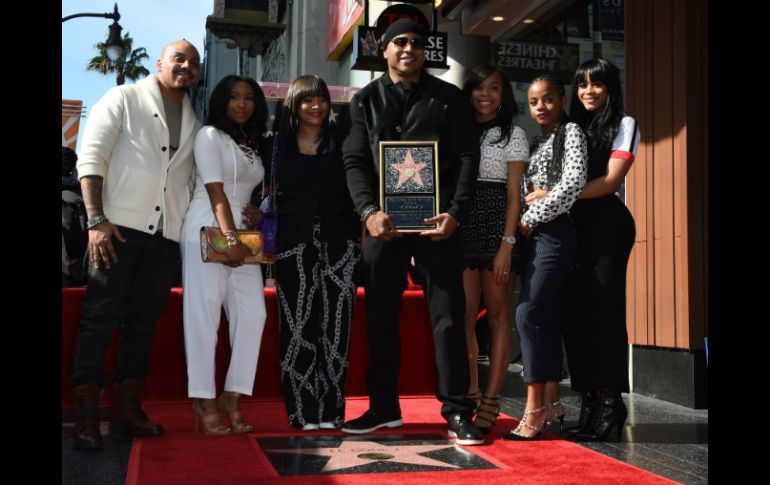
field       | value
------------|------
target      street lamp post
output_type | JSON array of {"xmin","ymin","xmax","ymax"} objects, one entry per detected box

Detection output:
[{"xmin": 62, "ymin": 3, "xmax": 124, "ymax": 61}]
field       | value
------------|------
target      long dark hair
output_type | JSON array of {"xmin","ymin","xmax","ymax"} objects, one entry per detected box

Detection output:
[
  {"xmin": 274, "ymin": 75, "xmax": 335, "ymax": 155},
  {"xmin": 530, "ymin": 74, "xmax": 570, "ymax": 187},
  {"xmin": 569, "ymin": 58, "xmax": 624, "ymax": 152},
  {"xmin": 205, "ymin": 75, "xmax": 268, "ymax": 157},
  {"xmin": 462, "ymin": 65, "xmax": 517, "ymax": 146}
]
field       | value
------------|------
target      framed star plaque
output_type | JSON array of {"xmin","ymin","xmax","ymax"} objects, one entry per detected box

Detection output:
[{"xmin": 379, "ymin": 141, "xmax": 440, "ymax": 232}]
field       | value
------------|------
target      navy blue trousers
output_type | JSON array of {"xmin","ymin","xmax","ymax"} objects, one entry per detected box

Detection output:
[{"xmin": 516, "ymin": 214, "xmax": 577, "ymax": 384}]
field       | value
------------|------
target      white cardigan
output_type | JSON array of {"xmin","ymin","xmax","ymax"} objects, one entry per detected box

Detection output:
[{"xmin": 76, "ymin": 75, "xmax": 201, "ymax": 242}]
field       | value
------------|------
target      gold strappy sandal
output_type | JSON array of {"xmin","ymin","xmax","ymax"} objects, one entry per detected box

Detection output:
[{"xmin": 218, "ymin": 392, "xmax": 254, "ymax": 433}]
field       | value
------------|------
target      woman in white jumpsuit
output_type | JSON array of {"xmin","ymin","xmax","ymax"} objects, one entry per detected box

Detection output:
[{"xmin": 181, "ymin": 75, "xmax": 268, "ymax": 436}]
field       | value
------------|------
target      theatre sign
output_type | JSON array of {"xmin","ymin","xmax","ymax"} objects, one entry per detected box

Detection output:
[
  {"xmin": 494, "ymin": 40, "xmax": 580, "ymax": 84},
  {"xmin": 350, "ymin": 2, "xmax": 448, "ymax": 71}
]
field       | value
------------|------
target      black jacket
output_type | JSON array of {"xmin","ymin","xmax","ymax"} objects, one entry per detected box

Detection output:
[
  {"xmin": 342, "ymin": 72, "xmax": 480, "ymax": 223},
  {"xmin": 275, "ymin": 133, "xmax": 359, "ymax": 245}
]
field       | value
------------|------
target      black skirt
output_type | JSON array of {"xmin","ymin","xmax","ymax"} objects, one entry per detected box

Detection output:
[{"xmin": 461, "ymin": 181, "xmax": 522, "ymax": 272}]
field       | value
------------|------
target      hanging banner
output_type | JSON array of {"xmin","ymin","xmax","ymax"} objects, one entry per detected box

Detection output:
[
  {"xmin": 374, "ymin": 2, "xmax": 430, "ymax": 32},
  {"xmin": 352, "ymin": 26, "xmax": 447, "ymax": 71},
  {"xmin": 351, "ymin": 2, "xmax": 448, "ymax": 71},
  {"xmin": 327, "ymin": 0, "xmax": 365, "ymax": 60},
  {"xmin": 62, "ymin": 100, "xmax": 84, "ymax": 150},
  {"xmin": 598, "ymin": 0, "xmax": 625, "ymax": 42}
]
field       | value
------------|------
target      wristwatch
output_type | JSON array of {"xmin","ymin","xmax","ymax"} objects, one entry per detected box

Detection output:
[{"xmin": 502, "ymin": 235, "xmax": 517, "ymax": 245}]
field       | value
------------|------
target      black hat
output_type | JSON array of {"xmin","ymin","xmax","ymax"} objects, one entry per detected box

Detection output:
[{"xmin": 380, "ymin": 19, "xmax": 426, "ymax": 46}]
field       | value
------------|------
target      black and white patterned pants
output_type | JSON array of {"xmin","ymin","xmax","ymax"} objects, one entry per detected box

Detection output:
[{"xmin": 275, "ymin": 224, "xmax": 360, "ymax": 428}]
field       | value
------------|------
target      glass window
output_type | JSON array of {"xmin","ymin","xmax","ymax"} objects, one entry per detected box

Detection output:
[{"xmin": 494, "ymin": 0, "xmax": 627, "ymax": 146}]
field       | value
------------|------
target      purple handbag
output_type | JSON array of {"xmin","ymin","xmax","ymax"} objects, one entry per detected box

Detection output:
[{"xmin": 258, "ymin": 133, "xmax": 280, "ymax": 260}]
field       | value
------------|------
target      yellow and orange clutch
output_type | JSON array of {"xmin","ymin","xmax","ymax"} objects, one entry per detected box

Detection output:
[{"xmin": 199, "ymin": 227, "xmax": 274, "ymax": 264}]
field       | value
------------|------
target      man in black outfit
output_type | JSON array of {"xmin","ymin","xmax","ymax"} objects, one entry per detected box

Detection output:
[
  {"xmin": 62, "ymin": 146, "xmax": 87, "ymax": 287},
  {"xmin": 341, "ymin": 19, "xmax": 483, "ymax": 445}
]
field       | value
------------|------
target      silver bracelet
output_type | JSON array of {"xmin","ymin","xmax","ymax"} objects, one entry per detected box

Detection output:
[
  {"xmin": 359, "ymin": 204, "xmax": 379, "ymax": 222},
  {"xmin": 223, "ymin": 229, "xmax": 239, "ymax": 247},
  {"xmin": 86, "ymin": 215, "xmax": 109, "ymax": 230}
]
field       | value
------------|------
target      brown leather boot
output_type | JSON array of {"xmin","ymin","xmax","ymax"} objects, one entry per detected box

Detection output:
[
  {"xmin": 110, "ymin": 377, "xmax": 164, "ymax": 436},
  {"xmin": 72, "ymin": 383, "xmax": 104, "ymax": 450}
]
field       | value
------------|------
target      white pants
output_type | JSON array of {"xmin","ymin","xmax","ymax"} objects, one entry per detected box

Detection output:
[{"xmin": 182, "ymin": 249, "xmax": 266, "ymax": 399}]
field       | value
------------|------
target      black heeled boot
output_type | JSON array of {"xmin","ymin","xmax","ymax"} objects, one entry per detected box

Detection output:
[
  {"xmin": 564, "ymin": 390, "xmax": 598, "ymax": 436},
  {"xmin": 573, "ymin": 390, "xmax": 627, "ymax": 441}
]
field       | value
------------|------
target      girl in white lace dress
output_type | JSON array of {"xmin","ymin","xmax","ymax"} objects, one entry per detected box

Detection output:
[{"xmin": 460, "ymin": 65, "xmax": 529, "ymax": 434}]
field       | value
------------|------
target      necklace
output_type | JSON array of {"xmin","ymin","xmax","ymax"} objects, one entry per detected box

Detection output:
[
  {"xmin": 297, "ymin": 129, "xmax": 322, "ymax": 149},
  {"xmin": 303, "ymin": 136, "xmax": 321, "ymax": 149}
]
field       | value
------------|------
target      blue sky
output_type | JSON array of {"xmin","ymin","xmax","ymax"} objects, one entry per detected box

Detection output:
[{"xmin": 62, "ymin": 0, "xmax": 213, "ymax": 150}]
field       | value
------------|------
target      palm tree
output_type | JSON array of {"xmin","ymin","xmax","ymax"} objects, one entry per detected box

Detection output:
[{"xmin": 86, "ymin": 32, "xmax": 150, "ymax": 86}]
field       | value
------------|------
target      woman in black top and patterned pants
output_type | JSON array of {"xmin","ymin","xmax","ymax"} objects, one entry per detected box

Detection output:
[{"xmin": 272, "ymin": 76, "xmax": 360, "ymax": 431}]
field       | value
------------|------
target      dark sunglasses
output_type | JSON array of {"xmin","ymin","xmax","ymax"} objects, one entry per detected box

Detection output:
[{"xmin": 390, "ymin": 37, "xmax": 425, "ymax": 49}]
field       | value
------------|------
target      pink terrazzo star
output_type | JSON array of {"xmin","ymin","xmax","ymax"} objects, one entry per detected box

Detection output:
[
  {"xmin": 270, "ymin": 439, "xmax": 461, "ymax": 473},
  {"xmin": 392, "ymin": 150, "xmax": 427, "ymax": 188}
]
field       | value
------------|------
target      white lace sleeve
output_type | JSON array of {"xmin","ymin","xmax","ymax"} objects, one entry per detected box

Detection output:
[{"xmin": 505, "ymin": 125, "xmax": 529, "ymax": 162}]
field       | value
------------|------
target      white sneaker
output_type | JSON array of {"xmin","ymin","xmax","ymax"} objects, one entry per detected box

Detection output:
[
  {"xmin": 319, "ymin": 422, "xmax": 337, "ymax": 429},
  {"xmin": 301, "ymin": 423, "xmax": 320, "ymax": 431}
]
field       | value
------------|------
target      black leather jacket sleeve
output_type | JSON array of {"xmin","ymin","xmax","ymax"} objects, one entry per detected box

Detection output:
[
  {"xmin": 443, "ymin": 91, "xmax": 480, "ymax": 223},
  {"xmin": 342, "ymin": 95, "xmax": 378, "ymax": 215}
]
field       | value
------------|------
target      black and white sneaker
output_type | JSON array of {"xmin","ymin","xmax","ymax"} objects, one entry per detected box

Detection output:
[
  {"xmin": 340, "ymin": 410, "xmax": 403, "ymax": 434},
  {"xmin": 447, "ymin": 415, "xmax": 484, "ymax": 445}
]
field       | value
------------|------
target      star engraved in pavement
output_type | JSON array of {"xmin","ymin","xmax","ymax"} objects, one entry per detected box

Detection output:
[
  {"xmin": 269, "ymin": 439, "xmax": 460, "ymax": 473},
  {"xmin": 392, "ymin": 150, "xmax": 426, "ymax": 188}
]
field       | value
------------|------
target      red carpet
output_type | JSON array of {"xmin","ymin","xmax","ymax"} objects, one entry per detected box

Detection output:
[
  {"xmin": 62, "ymin": 287, "xmax": 435, "ymax": 407},
  {"xmin": 126, "ymin": 397, "xmax": 679, "ymax": 485}
]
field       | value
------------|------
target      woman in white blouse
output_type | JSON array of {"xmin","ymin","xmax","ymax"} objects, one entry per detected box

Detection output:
[
  {"xmin": 180, "ymin": 75, "xmax": 269, "ymax": 436},
  {"xmin": 460, "ymin": 65, "xmax": 529, "ymax": 434},
  {"xmin": 503, "ymin": 75, "xmax": 587, "ymax": 441}
]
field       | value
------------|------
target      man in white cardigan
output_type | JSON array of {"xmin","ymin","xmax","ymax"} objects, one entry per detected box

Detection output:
[{"xmin": 70, "ymin": 40, "xmax": 202, "ymax": 451}]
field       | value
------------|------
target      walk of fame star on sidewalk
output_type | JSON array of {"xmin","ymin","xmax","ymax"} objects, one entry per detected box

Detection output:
[
  {"xmin": 271, "ymin": 439, "xmax": 460, "ymax": 472},
  {"xmin": 258, "ymin": 434, "xmax": 497, "ymax": 476}
]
